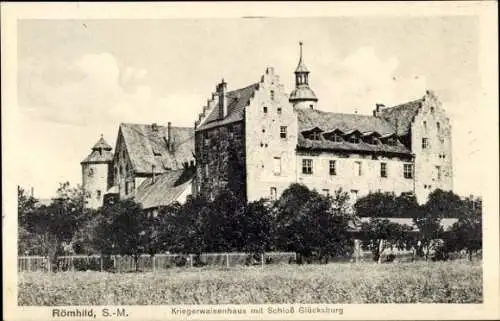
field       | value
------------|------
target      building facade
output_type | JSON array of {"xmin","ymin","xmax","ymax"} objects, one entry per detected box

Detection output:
[
  {"xmin": 81, "ymin": 123, "xmax": 195, "ymax": 210},
  {"xmin": 194, "ymin": 44, "xmax": 453, "ymax": 204}
]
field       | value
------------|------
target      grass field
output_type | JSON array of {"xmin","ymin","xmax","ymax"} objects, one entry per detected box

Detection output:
[{"xmin": 18, "ymin": 261, "xmax": 482, "ymax": 305}]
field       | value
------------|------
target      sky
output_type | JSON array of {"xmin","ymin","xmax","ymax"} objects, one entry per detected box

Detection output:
[{"xmin": 15, "ymin": 17, "xmax": 489, "ymax": 198}]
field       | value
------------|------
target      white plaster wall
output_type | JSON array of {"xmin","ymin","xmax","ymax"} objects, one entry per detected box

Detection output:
[
  {"xmin": 411, "ymin": 91, "xmax": 453, "ymax": 204},
  {"xmin": 245, "ymin": 67, "xmax": 299, "ymax": 202}
]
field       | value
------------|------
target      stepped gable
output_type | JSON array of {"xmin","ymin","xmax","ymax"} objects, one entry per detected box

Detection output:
[
  {"xmin": 119, "ymin": 123, "xmax": 194, "ymax": 174},
  {"xmin": 134, "ymin": 169, "xmax": 193, "ymax": 209},
  {"xmin": 195, "ymin": 83, "xmax": 259, "ymax": 131},
  {"xmin": 296, "ymin": 108, "xmax": 411, "ymax": 155},
  {"xmin": 379, "ymin": 99, "xmax": 423, "ymax": 136}
]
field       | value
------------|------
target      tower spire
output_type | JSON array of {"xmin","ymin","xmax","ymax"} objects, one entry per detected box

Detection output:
[{"xmin": 289, "ymin": 41, "xmax": 318, "ymax": 109}]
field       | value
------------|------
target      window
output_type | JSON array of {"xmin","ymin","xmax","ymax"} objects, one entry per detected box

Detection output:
[
  {"xmin": 311, "ymin": 132, "xmax": 321, "ymax": 140},
  {"xmin": 263, "ymin": 106, "xmax": 268, "ymax": 113},
  {"xmin": 273, "ymin": 157, "xmax": 281, "ymax": 175},
  {"xmin": 332, "ymin": 134, "xmax": 343, "ymax": 142},
  {"xmin": 322, "ymin": 189, "xmax": 330, "ymax": 196},
  {"xmin": 423, "ymin": 121, "xmax": 427, "ymax": 129},
  {"xmin": 302, "ymin": 159, "xmax": 313, "ymax": 175},
  {"xmin": 422, "ymin": 138, "xmax": 429, "ymax": 149},
  {"xmin": 329, "ymin": 160, "xmax": 337, "ymax": 176},
  {"xmin": 404, "ymin": 164, "xmax": 413, "ymax": 179},
  {"xmin": 96, "ymin": 190, "xmax": 102, "ymax": 200},
  {"xmin": 354, "ymin": 161, "xmax": 362, "ymax": 176},
  {"xmin": 88, "ymin": 168, "xmax": 94, "ymax": 177},
  {"xmin": 309, "ymin": 104, "xmax": 314, "ymax": 109},
  {"xmin": 262, "ymin": 129, "xmax": 265, "ymax": 133},
  {"xmin": 270, "ymin": 187, "xmax": 277, "ymax": 200},
  {"xmin": 280, "ymin": 126, "xmax": 287, "ymax": 139},
  {"xmin": 380, "ymin": 162, "xmax": 387, "ymax": 178},
  {"xmin": 430, "ymin": 107, "xmax": 435, "ymax": 114},
  {"xmin": 436, "ymin": 122, "xmax": 441, "ymax": 131},
  {"xmin": 277, "ymin": 107, "xmax": 282, "ymax": 114},
  {"xmin": 349, "ymin": 136, "xmax": 360, "ymax": 144},
  {"xmin": 270, "ymin": 90, "xmax": 275, "ymax": 100},
  {"xmin": 436, "ymin": 166, "xmax": 442, "ymax": 180}
]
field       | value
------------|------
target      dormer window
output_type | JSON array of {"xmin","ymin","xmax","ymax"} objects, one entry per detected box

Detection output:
[
  {"xmin": 349, "ymin": 136, "xmax": 360, "ymax": 144},
  {"xmin": 333, "ymin": 134, "xmax": 343, "ymax": 142},
  {"xmin": 311, "ymin": 132, "xmax": 321, "ymax": 140}
]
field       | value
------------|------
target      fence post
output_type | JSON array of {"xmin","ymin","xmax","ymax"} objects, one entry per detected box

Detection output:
[
  {"xmin": 113, "ymin": 255, "xmax": 117, "ymax": 272},
  {"xmin": 226, "ymin": 253, "xmax": 229, "ymax": 268},
  {"xmin": 189, "ymin": 254, "xmax": 193, "ymax": 268},
  {"xmin": 261, "ymin": 253, "xmax": 264, "ymax": 269},
  {"xmin": 71, "ymin": 256, "xmax": 74, "ymax": 272},
  {"xmin": 100, "ymin": 255, "xmax": 103, "ymax": 272},
  {"xmin": 27, "ymin": 257, "xmax": 31, "ymax": 272},
  {"xmin": 46, "ymin": 257, "xmax": 51, "ymax": 273},
  {"xmin": 152, "ymin": 256, "xmax": 156, "ymax": 272}
]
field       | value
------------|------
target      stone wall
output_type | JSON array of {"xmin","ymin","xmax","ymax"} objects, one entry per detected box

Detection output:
[
  {"xmin": 82, "ymin": 162, "xmax": 110, "ymax": 209},
  {"xmin": 194, "ymin": 121, "xmax": 246, "ymax": 201}
]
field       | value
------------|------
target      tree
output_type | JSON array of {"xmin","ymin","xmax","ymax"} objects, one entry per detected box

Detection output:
[
  {"xmin": 355, "ymin": 191, "xmax": 420, "ymax": 218},
  {"xmin": 360, "ymin": 218, "xmax": 414, "ymax": 263},
  {"xmin": 274, "ymin": 184, "xmax": 353, "ymax": 263},
  {"xmin": 413, "ymin": 206, "xmax": 443, "ymax": 261},
  {"xmin": 446, "ymin": 196, "xmax": 482, "ymax": 260},
  {"xmin": 94, "ymin": 199, "xmax": 149, "ymax": 271},
  {"xmin": 18, "ymin": 186, "xmax": 39, "ymax": 229},
  {"xmin": 240, "ymin": 199, "xmax": 274, "ymax": 253}
]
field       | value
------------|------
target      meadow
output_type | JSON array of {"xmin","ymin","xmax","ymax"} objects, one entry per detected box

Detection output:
[{"xmin": 18, "ymin": 260, "xmax": 482, "ymax": 305}]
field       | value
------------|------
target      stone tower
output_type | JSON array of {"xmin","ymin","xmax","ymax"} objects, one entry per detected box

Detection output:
[
  {"xmin": 81, "ymin": 135, "xmax": 113, "ymax": 209},
  {"xmin": 289, "ymin": 42, "xmax": 318, "ymax": 110}
]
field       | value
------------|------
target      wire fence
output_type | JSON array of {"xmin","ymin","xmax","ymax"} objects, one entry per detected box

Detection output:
[{"xmin": 18, "ymin": 252, "xmax": 297, "ymax": 273}]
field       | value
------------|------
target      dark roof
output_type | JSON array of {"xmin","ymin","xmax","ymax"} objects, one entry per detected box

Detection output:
[
  {"xmin": 81, "ymin": 136, "xmax": 114, "ymax": 164},
  {"xmin": 92, "ymin": 136, "xmax": 112, "ymax": 151},
  {"xmin": 296, "ymin": 108, "xmax": 412, "ymax": 155},
  {"xmin": 119, "ymin": 123, "xmax": 194, "ymax": 174},
  {"xmin": 380, "ymin": 99, "xmax": 423, "ymax": 136},
  {"xmin": 196, "ymin": 83, "xmax": 259, "ymax": 131},
  {"xmin": 134, "ymin": 169, "xmax": 193, "ymax": 209},
  {"xmin": 289, "ymin": 85, "xmax": 318, "ymax": 102}
]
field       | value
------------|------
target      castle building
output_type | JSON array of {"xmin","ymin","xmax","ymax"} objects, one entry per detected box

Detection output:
[
  {"xmin": 194, "ymin": 43, "xmax": 453, "ymax": 204},
  {"xmin": 81, "ymin": 123, "xmax": 195, "ymax": 210}
]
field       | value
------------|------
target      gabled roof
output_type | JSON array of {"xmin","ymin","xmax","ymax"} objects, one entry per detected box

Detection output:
[
  {"xmin": 134, "ymin": 169, "xmax": 193, "ymax": 209},
  {"xmin": 196, "ymin": 83, "xmax": 260, "ymax": 131},
  {"xmin": 119, "ymin": 123, "xmax": 194, "ymax": 174},
  {"xmin": 380, "ymin": 99, "xmax": 423, "ymax": 136},
  {"xmin": 296, "ymin": 108, "xmax": 411, "ymax": 155}
]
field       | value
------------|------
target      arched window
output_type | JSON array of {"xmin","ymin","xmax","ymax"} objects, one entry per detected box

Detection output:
[
  {"xmin": 423, "ymin": 121, "xmax": 427, "ymax": 129},
  {"xmin": 436, "ymin": 122, "xmax": 441, "ymax": 131}
]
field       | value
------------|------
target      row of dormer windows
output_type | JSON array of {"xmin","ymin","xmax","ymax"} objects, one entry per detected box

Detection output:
[{"xmin": 303, "ymin": 131, "xmax": 399, "ymax": 146}]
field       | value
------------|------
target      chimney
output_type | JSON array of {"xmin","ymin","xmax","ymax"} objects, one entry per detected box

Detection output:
[
  {"xmin": 152, "ymin": 123, "xmax": 159, "ymax": 132},
  {"xmin": 167, "ymin": 122, "xmax": 173, "ymax": 151},
  {"xmin": 217, "ymin": 79, "xmax": 228, "ymax": 120},
  {"xmin": 152, "ymin": 165, "xmax": 156, "ymax": 184},
  {"xmin": 373, "ymin": 103, "xmax": 385, "ymax": 117}
]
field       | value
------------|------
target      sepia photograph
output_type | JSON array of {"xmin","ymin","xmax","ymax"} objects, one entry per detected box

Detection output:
[{"xmin": 2, "ymin": 2, "xmax": 499, "ymax": 320}]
